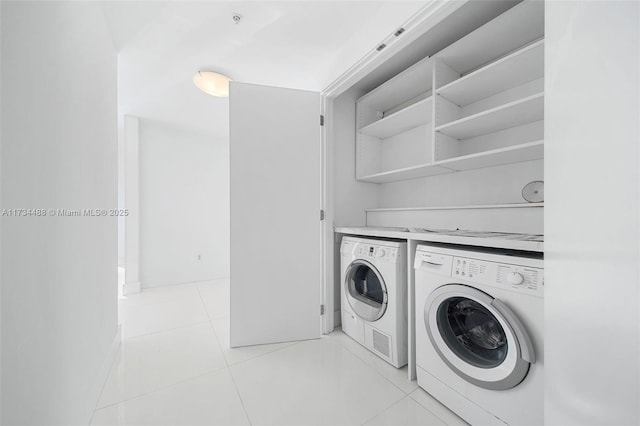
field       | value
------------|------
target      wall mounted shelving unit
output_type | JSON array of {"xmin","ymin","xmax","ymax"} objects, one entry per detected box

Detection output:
[{"xmin": 355, "ymin": 0, "xmax": 545, "ymax": 183}]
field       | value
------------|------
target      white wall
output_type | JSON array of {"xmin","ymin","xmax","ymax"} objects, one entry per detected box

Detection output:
[
  {"xmin": 545, "ymin": 1, "xmax": 639, "ymax": 424},
  {"xmin": 379, "ymin": 160, "xmax": 543, "ymax": 208},
  {"xmin": 124, "ymin": 116, "xmax": 141, "ymax": 293},
  {"xmin": 139, "ymin": 119, "xmax": 229, "ymax": 287},
  {"xmin": 118, "ymin": 117, "xmax": 126, "ymax": 267},
  {"xmin": 0, "ymin": 2, "xmax": 3, "ymax": 420},
  {"xmin": 371, "ymin": 160, "xmax": 544, "ymax": 233},
  {"xmin": 332, "ymin": 87, "xmax": 380, "ymax": 227},
  {"xmin": 1, "ymin": 2, "xmax": 118, "ymax": 424}
]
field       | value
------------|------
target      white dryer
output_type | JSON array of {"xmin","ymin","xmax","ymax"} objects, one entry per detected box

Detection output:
[
  {"xmin": 414, "ymin": 244, "xmax": 543, "ymax": 425},
  {"xmin": 340, "ymin": 236, "xmax": 407, "ymax": 368}
]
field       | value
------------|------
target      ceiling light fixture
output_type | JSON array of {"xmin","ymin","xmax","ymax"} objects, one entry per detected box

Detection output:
[{"xmin": 193, "ymin": 71, "xmax": 231, "ymax": 97}]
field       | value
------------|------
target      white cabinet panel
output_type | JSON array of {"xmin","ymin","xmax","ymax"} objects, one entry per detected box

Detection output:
[{"xmin": 545, "ymin": 1, "xmax": 640, "ymax": 424}]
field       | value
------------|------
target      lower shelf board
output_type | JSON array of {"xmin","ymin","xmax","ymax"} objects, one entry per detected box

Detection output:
[
  {"xmin": 357, "ymin": 163, "xmax": 454, "ymax": 183},
  {"xmin": 434, "ymin": 140, "xmax": 543, "ymax": 171},
  {"xmin": 434, "ymin": 93, "xmax": 544, "ymax": 140},
  {"xmin": 357, "ymin": 141, "xmax": 543, "ymax": 183}
]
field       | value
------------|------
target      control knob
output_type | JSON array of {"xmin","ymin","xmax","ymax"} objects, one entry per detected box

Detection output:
[
  {"xmin": 377, "ymin": 249, "xmax": 386, "ymax": 257},
  {"xmin": 507, "ymin": 272, "xmax": 525, "ymax": 285}
]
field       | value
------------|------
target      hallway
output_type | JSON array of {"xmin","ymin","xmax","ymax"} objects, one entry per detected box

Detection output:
[{"xmin": 90, "ymin": 281, "xmax": 465, "ymax": 425}]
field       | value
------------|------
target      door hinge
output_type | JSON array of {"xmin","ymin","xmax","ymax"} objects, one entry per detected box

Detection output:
[
  {"xmin": 320, "ymin": 115, "xmax": 325, "ymax": 126},
  {"xmin": 320, "ymin": 209, "xmax": 325, "ymax": 221},
  {"xmin": 320, "ymin": 305, "xmax": 325, "ymax": 315}
]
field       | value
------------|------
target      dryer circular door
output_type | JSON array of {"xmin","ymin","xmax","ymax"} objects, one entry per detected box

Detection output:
[
  {"xmin": 344, "ymin": 259, "xmax": 388, "ymax": 322},
  {"xmin": 424, "ymin": 284, "xmax": 535, "ymax": 390}
]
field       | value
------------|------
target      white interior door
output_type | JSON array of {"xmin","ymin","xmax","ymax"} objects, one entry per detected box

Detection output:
[{"xmin": 229, "ymin": 82, "xmax": 322, "ymax": 347}]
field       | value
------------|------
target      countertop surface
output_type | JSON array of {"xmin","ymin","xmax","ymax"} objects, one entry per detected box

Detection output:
[{"xmin": 334, "ymin": 226, "xmax": 544, "ymax": 253}]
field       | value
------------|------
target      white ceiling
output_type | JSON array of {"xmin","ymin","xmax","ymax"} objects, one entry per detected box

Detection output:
[{"xmin": 102, "ymin": 1, "xmax": 427, "ymax": 139}]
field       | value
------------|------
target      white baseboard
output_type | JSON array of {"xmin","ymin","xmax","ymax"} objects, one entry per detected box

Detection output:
[
  {"xmin": 123, "ymin": 281, "xmax": 140, "ymax": 295},
  {"xmin": 85, "ymin": 326, "xmax": 121, "ymax": 423}
]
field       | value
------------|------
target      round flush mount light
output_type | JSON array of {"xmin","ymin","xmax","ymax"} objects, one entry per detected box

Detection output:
[{"xmin": 193, "ymin": 71, "xmax": 231, "ymax": 97}]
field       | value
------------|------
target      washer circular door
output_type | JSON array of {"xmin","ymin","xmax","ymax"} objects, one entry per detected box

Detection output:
[
  {"xmin": 344, "ymin": 259, "xmax": 388, "ymax": 322},
  {"xmin": 424, "ymin": 284, "xmax": 535, "ymax": 390}
]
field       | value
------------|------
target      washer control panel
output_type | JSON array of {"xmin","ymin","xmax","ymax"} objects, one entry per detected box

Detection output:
[{"xmin": 453, "ymin": 256, "xmax": 543, "ymax": 296}]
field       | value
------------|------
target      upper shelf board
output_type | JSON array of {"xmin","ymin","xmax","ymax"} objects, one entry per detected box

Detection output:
[
  {"xmin": 359, "ymin": 97, "xmax": 432, "ymax": 139},
  {"xmin": 434, "ymin": 0, "xmax": 544, "ymax": 75},
  {"xmin": 358, "ymin": 162, "xmax": 453, "ymax": 184},
  {"xmin": 356, "ymin": 56, "xmax": 433, "ymax": 113},
  {"xmin": 436, "ymin": 93, "xmax": 544, "ymax": 140},
  {"xmin": 437, "ymin": 40, "xmax": 544, "ymax": 106}
]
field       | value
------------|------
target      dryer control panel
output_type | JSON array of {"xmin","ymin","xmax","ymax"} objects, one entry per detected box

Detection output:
[
  {"xmin": 341, "ymin": 238, "xmax": 405, "ymax": 264},
  {"xmin": 353, "ymin": 244, "xmax": 399, "ymax": 263},
  {"xmin": 453, "ymin": 256, "xmax": 543, "ymax": 297}
]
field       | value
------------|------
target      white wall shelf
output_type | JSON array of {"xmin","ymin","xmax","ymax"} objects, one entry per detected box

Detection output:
[
  {"xmin": 358, "ymin": 163, "xmax": 453, "ymax": 184},
  {"xmin": 435, "ymin": 140, "xmax": 543, "ymax": 171},
  {"xmin": 437, "ymin": 40, "xmax": 544, "ymax": 106},
  {"xmin": 433, "ymin": 0, "xmax": 544, "ymax": 75},
  {"xmin": 435, "ymin": 93, "xmax": 544, "ymax": 140},
  {"xmin": 359, "ymin": 97, "xmax": 433, "ymax": 139},
  {"xmin": 355, "ymin": 54, "xmax": 436, "ymax": 182},
  {"xmin": 354, "ymin": 0, "xmax": 544, "ymax": 184},
  {"xmin": 365, "ymin": 202, "xmax": 543, "ymax": 212},
  {"xmin": 356, "ymin": 56, "xmax": 433, "ymax": 116}
]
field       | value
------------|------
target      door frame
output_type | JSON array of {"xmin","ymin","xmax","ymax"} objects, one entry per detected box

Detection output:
[{"xmin": 319, "ymin": 0, "xmax": 470, "ymax": 335}]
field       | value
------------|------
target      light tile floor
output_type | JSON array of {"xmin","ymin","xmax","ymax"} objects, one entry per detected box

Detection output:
[{"xmin": 91, "ymin": 279, "xmax": 466, "ymax": 425}]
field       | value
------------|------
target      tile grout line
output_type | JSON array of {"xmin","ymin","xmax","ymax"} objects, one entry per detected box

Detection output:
[
  {"xmin": 226, "ymin": 363, "xmax": 254, "ymax": 426},
  {"xmin": 93, "ymin": 284, "xmax": 231, "ymax": 416},
  {"xmin": 358, "ymin": 394, "xmax": 412, "ymax": 426},
  {"xmin": 196, "ymin": 285, "xmax": 254, "ymax": 426},
  {"xmin": 323, "ymin": 337, "xmax": 412, "ymax": 424},
  {"xmin": 221, "ymin": 338, "xmax": 302, "ymax": 368},
  {"xmin": 121, "ymin": 319, "xmax": 212, "ymax": 341},
  {"xmin": 119, "ymin": 285, "xmax": 215, "ymax": 339},
  {"xmin": 93, "ymin": 365, "xmax": 232, "ymax": 412},
  {"xmin": 118, "ymin": 280, "xmax": 227, "ymax": 311},
  {"xmin": 89, "ymin": 349, "xmax": 119, "ymax": 423},
  {"xmin": 408, "ymin": 389, "xmax": 465, "ymax": 426},
  {"xmin": 336, "ymin": 341, "xmax": 407, "ymax": 424},
  {"xmin": 195, "ymin": 284, "xmax": 230, "ymax": 368},
  {"xmin": 118, "ymin": 285, "xmax": 209, "ymax": 309},
  {"xmin": 141, "ymin": 277, "xmax": 230, "ymax": 292},
  {"xmin": 332, "ymin": 332, "xmax": 417, "ymax": 396},
  {"xmin": 197, "ymin": 283, "xmax": 302, "ymax": 368}
]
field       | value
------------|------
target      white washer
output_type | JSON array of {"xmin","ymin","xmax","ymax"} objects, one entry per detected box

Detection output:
[
  {"xmin": 340, "ymin": 236, "xmax": 407, "ymax": 368},
  {"xmin": 414, "ymin": 245, "xmax": 543, "ymax": 425}
]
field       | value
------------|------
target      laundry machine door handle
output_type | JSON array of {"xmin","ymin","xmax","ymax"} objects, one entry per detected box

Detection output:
[{"xmin": 491, "ymin": 298, "xmax": 536, "ymax": 364}]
